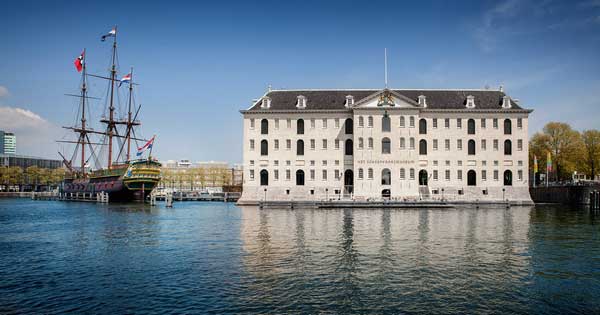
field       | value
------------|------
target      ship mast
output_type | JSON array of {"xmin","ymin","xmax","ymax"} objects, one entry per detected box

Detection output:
[
  {"xmin": 126, "ymin": 67, "xmax": 133, "ymax": 161},
  {"xmin": 80, "ymin": 48, "xmax": 87, "ymax": 173},
  {"xmin": 107, "ymin": 25, "xmax": 117, "ymax": 169}
]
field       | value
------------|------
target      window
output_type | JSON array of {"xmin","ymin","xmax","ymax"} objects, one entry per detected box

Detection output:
[
  {"xmin": 310, "ymin": 139, "xmax": 315, "ymax": 150},
  {"xmin": 322, "ymin": 119, "xmax": 328, "ymax": 128},
  {"xmin": 481, "ymin": 118, "xmax": 486, "ymax": 129},
  {"xmin": 400, "ymin": 116, "xmax": 405, "ymax": 128},
  {"xmin": 286, "ymin": 169, "xmax": 291, "ymax": 180},
  {"xmin": 296, "ymin": 140, "xmax": 304, "ymax": 156},
  {"xmin": 335, "ymin": 118, "xmax": 340, "ymax": 128},
  {"xmin": 274, "ymin": 139, "xmax": 279, "ymax": 150},
  {"xmin": 368, "ymin": 138, "xmax": 374, "ymax": 149},
  {"xmin": 358, "ymin": 116, "xmax": 364, "ymax": 127},
  {"xmin": 468, "ymin": 140, "xmax": 476, "ymax": 155},
  {"xmin": 419, "ymin": 139, "xmax": 427, "ymax": 155},
  {"xmin": 260, "ymin": 140, "xmax": 268, "ymax": 156},
  {"xmin": 261, "ymin": 119, "xmax": 268, "ymax": 134},
  {"xmin": 445, "ymin": 139, "xmax": 450, "ymax": 151},
  {"xmin": 368, "ymin": 168, "xmax": 374, "ymax": 179},
  {"xmin": 504, "ymin": 119, "xmax": 512, "ymax": 135},
  {"xmin": 322, "ymin": 160, "xmax": 327, "ymax": 166},
  {"xmin": 275, "ymin": 119, "xmax": 279, "ymax": 129},
  {"xmin": 358, "ymin": 137, "xmax": 364, "ymax": 149},
  {"xmin": 274, "ymin": 160, "xmax": 278, "ymax": 166},
  {"xmin": 400, "ymin": 138, "xmax": 406, "ymax": 149},
  {"xmin": 345, "ymin": 139, "xmax": 353, "ymax": 155},
  {"xmin": 518, "ymin": 139, "xmax": 523, "ymax": 151},
  {"xmin": 482, "ymin": 170, "xmax": 487, "ymax": 181},
  {"xmin": 322, "ymin": 139, "xmax": 327, "ymax": 150},
  {"xmin": 504, "ymin": 139, "xmax": 512, "ymax": 155},
  {"xmin": 368, "ymin": 116, "xmax": 373, "ymax": 128},
  {"xmin": 335, "ymin": 139, "xmax": 340, "ymax": 150},
  {"xmin": 433, "ymin": 170, "xmax": 438, "ymax": 180},
  {"xmin": 445, "ymin": 118, "xmax": 450, "ymax": 128},
  {"xmin": 358, "ymin": 168, "xmax": 364, "ymax": 179},
  {"xmin": 310, "ymin": 118, "xmax": 315, "ymax": 128},
  {"xmin": 296, "ymin": 170, "xmax": 305, "ymax": 185},
  {"xmin": 249, "ymin": 169, "xmax": 254, "ymax": 180},
  {"xmin": 457, "ymin": 139, "xmax": 463, "ymax": 150},
  {"xmin": 457, "ymin": 170, "xmax": 462, "ymax": 181},
  {"xmin": 322, "ymin": 170, "xmax": 327, "ymax": 181},
  {"xmin": 274, "ymin": 170, "xmax": 279, "ymax": 180},
  {"xmin": 493, "ymin": 118, "xmax": 498, "ymax": 129},
  {"xmin": 310, "ymin": 160, "xmax": 315, "ymax": 166},
  {"xmin": 409, "ymin": 116, "xmax": 415, "ymax": 128},
  {"xmin": 457, "ymin": 119, "xmax": 462, "ymax": 129},
  {"xmin": 481, "ymin": 139, "xmax": 487, "ymax": 151},
  {"xmin": 310, "ymin": 170, "xmax": 315, "ymax": 180},
  {"xmin": 250, "ymin": 139, "xmax": 255, "ymax": 150},
  {"xmin": 409, "ymin": 138, "xmax": 415, "ymax": 150},
  {"xmin": 419, "ymin": 119, "xmax": 427, "ymax": 134},
  {"xmin": 433, "ymin": 139, "xmax": 438, "ymax": 150},
  {"xmin": 250, "ymin": 160, "xmax": 255, "ymax": 166},
  {"xmin": 382, "ymin": 169, "xmax": 391, "ymax": 185},
  {"xmin": 335, "ymin": 170, "xmax": 340, "ymax": 180},
  {"xmin": 445, "ymin": 170, "xmax": 450, "ymax": 181},
  {"xmin": 260, "ymin": 170, "xmax": 268, "ymax": 186},
  {"xmin": 468, "ymin": 119, "xmax": 475, "ymax": 134},
  {"xmin": 382, "ymin": 137, "xmax": 391, "ymax": 154},
  {"xmin": 493, "ymin": 139, "xmax": 499, "ymax": 151},
  {"xmin": 517, "ymin": 118, "xmax": 523, "ymax": 129},
  {"xmin": 494, "ymin": 170, "xmax": 499, "ymax": 181},
  {"xmin": 410, "ymin": 168, "xmax": 415, "ymax": 180},
  {"xmin": 297, "ymin": 119, "xmax": 304, "ymax": 134},
  {"xmin": 250, "ymin": 119, "xmax": 255, "ymax": 129},
  {"xmin": 518, "ymin": 170, "xmax": 523, "ymax": 181},
  {"xmin": 382, "ymin": 116, "xmax": 391, "ymax": 132},
  {"xmin": 400, "ymin": 168, "xmax": 406, "ymax": 179},
  {"xmin": 345, "ymin": 118, "xmax": 353, "ymax": 134},
  {"xmin": 433, "ymin": 118, "xmax": 438, "ymax": 128}
]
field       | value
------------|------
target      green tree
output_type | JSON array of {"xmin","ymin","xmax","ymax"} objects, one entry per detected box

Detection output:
[
  {"xmin": 582, "ymin": 129, "xmax": 600, "ymax": 179},
  {"xmin": 529, "ymin": 122, "xmax": 583, "ymax": 181}
]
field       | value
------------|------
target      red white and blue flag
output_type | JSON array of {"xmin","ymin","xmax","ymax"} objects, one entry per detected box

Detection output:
[
  {"xmin": 136, "ymin": 136, "xmax": 155, "ymax": 157},
  {"xmin": 101, "ymin": 27, "xmax": 117, "ymax": 41},
  {"xmin": 119, "ymin": 73, "xmax": 131, "ymax": 87},
  {"xmin": 74, "ymin": 50, "xmax": 84, "ymax": 72}
]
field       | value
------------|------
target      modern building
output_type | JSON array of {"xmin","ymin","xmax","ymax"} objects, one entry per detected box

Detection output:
[
  {"xmin": 0, "ymin": 131, "xmax": 16, "ymax": 154},
  {"xmin": 240, "ymin": 88, "xmax": 533, "ymax": 203},
  {"xmin": 0, "ymin": 153, "xmax": 62, "ymax": 169}
]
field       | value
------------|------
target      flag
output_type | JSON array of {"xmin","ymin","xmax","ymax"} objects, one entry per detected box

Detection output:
[
  {"xmin": 101, "ymin": 27, "xmax": 116, "ymax": 41},
  {"xmin": 534, "ymin": 155, "xmax": 538, "ymax": 173},
  {"xmin": 74, "ymin": 50, "xmax": 84, "ymax": 72},
  {"xmin": 136, "ymin": 136, "xmax": 155, "ymax": 157},
  {"xmin": 119, "ymin": 73, "xmax": 131, "ymax": 87},
  {"xmin": 547, "ymin": 151, "xmax": 552, "ymax": 172}
]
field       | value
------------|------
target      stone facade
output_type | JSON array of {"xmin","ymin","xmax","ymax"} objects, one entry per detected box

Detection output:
[{"xmin": 240, "ymin": 89, "xmax": 532, "ymax": 203}]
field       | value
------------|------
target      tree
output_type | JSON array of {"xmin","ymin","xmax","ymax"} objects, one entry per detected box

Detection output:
[
  {"xmin": 529, "ymin": 122, "xmax": 583, "ymax": 181},
  {"xmin": 582, "ymin": 130, "xmax": 600, "ymax": 180}
]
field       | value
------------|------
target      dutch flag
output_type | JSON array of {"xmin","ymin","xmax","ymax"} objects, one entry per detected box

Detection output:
[
  {"xmin": 119, "ymin": 73, "xmax": 131, "ymax": 87},
  {"xmin": 136, "ymin": 136, "xmax": 155, "ymax": 158}
]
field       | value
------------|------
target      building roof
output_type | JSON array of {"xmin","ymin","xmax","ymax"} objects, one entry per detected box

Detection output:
[{"xmin": 244, "ymin": 89, "xmax": 529, "ymax": 112}]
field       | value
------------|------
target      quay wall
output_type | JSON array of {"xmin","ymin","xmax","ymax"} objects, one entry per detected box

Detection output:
[{"xmin": 530, "ymin": 184, "xmax": 600, "ymax": 205}]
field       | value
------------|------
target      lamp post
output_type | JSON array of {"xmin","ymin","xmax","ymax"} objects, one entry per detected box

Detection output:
[
  {"xmin": 264, "ymin": 188, "xmax": 267, "ymax": 202},
  {"xmin": 441, "ymin": 188, "xmax": 445, "ymax": 201},
  {"xmin": 502, "ymin": 187, "xmax": 505, "ymax": 201},
  {"xmin": 326, "ymin": 188, "xmax": 329, "ymax": 201}
]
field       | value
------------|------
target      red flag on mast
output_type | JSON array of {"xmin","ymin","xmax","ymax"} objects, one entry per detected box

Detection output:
[{"xmin": 74, "ymin": 50, "xmax": 84, "ymax": 72}]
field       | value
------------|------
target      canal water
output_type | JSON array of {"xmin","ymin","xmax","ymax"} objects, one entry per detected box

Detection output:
[{"xmin": 0, "ymin": 199, "xmax": 598, "ymax": 314}]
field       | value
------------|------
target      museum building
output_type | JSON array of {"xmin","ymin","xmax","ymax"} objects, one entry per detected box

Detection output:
[{"xmin": 239, "ymin": 88, "xmax": 533, "ymax": 203}]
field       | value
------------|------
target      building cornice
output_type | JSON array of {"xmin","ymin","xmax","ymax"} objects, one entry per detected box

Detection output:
[
  {"xmin": 240, "ymin": 109, "xmax": 352, "ymax": 114},
  {"xmin": 240, "ymin": 108, "xmax": 533, "ymax": 114}
]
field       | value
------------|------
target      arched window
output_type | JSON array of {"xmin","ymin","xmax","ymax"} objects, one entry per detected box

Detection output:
[
  {"xmin": 382, "ymin": 168, "xmax": 391, "ymax": 185},
  {"xmin": 468, "ymin": 139, "xmax": 476, "ymax": 155},
  {"xmin": 345, "ymin": 118, "xmax": 353, "ymax": 134},
  {"xmin": 410, "ymin": 168, "xmax": 415, "ymax": 180},
  {"xmin": 419, "ymin": 118, "xmax": 427, "ymax": 134},
  {"xmin": 467, "ymin": 119, "xmax": 475, "ymax": 135},
  {"xmin": 368, "ymin": 168, "xmax": 374, "ymax": 179},
  {"xmin": 400, "ymin": 168, "xmax": 406, "ymax": 180},
  {"xmin": 419, "ymin": 139, "xmax": 427, "ymax": 155},
  {"xmin": 409, "ymin": 137, "xmax": 415, "ymax": 150},
  {"xmin": 400, "ymin": 137, "xmax": 406, "ymax": 149},
  {"xmin": 368, "ymin": 116, "xmax": 373, "ymax": 128},
  {"xmin": 504, "ymin": 139, "xmax": 512, "ymax": 155},
  {"xmin": 296, "ymin": 170, "xmax": 305, "ymax": 186},
  {"xmin": 297, "ymin": 119, "xmax": 304, "ymax": 135},
  {"xmin": 368, "ymin": 137, "xmax": 373, "ymax": 149},
  {"xmin": 260, "ymin": 140, "xmax": 268, "ymax": 156},
  {"xmin": 358, "ymin": 116, "xmax": 364, "ymax": 127},
  {"xmin": 409, "ymin": 116, "xmax": 415, "ymax": 127},
  {"xmin": 382, "ymin": 116, "xmax": 391, "ymax": 132},
  {"xmin": 467, "ymin": 170, "xmax": 476, "ymax": 186},
  {"xmin": 382, "ymin": 137, "xmax": 391, "ymax": 154},
  {"xmin": 504, "ymin": 119, "xmax": 512, "ymax": 135},
  {"xmin": 358, "ymin": 168, "xmax": 364, "ymax": 179},
  {"xmin": 419, "ymin": 170, "xmax": 428, "ymax": 185},
  {"xmin": 358, "ymin": 137, "xmax": 364, "ymax": 149},
  {"xmin": 296, "ymin": 139, "xmax": 304, "ymax": 156},
  {"xmin": 504, "ymin": 170, "xmax": 513, "ymax": 186},
  {"xmin": 260, "ymin": 169, "xmax": 268, "ymax": 186},
  {"xmin": 261, "ymin": 119, "xmax": 268, "ymax": 134},
  {"xmin": 345, "ymin": 139, "xmax": 353, "ymax": 155},
  {"xmin": 400, "ymin": 116, "xmax": 405, "ymax": 128}
]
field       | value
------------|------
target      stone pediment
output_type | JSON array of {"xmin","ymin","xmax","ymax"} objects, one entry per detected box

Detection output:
[{"xmin": 352, "ymin": 89, "xmax": 421, "ymax": 109}]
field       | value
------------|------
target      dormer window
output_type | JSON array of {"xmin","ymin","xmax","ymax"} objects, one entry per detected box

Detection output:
[
  {"xmin": 345, "ymin": 95, "xmax": 354, "ymax": 107},
  {"xmin": 502, "ymin": 96, "xmax": 512, "ymax": 109},
  {"xmin": 418, "ymin": 95, "xmax": 427, "ymax": 107},
  {"xmin": 261, "ymin": 97, "xmax": 271, "ymax": 108},
  {"xmin": 296, "ymin": 95, "xmax": 307, "ymax": 109},
  {"xmin": 466, "ymin": 95, "xmax": 476, "ymax": 108}
]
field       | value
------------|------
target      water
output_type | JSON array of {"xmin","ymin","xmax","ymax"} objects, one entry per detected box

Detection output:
[{"xmin": 0, "ymin": 199, "xmax": 599, "ymax": 314}]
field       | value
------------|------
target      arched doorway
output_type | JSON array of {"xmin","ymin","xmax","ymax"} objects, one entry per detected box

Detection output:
[
  {"xmin": 381, "ymin": 168, "xmax": 391, "ymax": 185},
  {"xmin": 260, "ymin": 170, "xmax": 268, "ymax": 186},
  {"xmin": 344, "ymin": 170, "xmax": 353, "ymax": 194},
  {"xmin": 504, "ymin": 170, "xmax": 513, "ymax": 186},
  {"xmin": 345, "ymin": 139, "xmax": 353, "ymax": 155},
  {"xmin": 382, "ymin": 189, "xmax": 391, "ymax": 199},
  {"xmin": 467, "ymin": 170, "xmax": 476, "ymax": 186},
  {"xmin": 419, "ymin": 170, "xmax": 428, "ymax": 186},
  {"xmin": 296, "ymin": 170, "xmax": 305, "ymax": 186}
]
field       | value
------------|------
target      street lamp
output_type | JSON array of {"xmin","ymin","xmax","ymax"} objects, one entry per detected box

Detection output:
[
  {"xmin": 441, "ymin": 188, "xmax": 445, "ymax": 201},
  {"xmin": 502, "ymin": 187, "xmax": 506, "ymax": 201},
  {"xmin": 325, "ymin": 188, "xmax": 329, "ymax": 201},
  {"xmin": 264, "ymin": 188, "xmax": 267, "ymax": 202}
]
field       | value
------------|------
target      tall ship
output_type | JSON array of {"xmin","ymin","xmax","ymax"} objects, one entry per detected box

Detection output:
[{"xmin": 58, "ymin": 26, "xmax": 161, "ymax": 202}]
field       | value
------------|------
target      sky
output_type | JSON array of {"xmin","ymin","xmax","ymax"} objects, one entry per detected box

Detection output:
[{"xmin": 0, "ymin": 0, "xmax": 599, "ymax": 165}]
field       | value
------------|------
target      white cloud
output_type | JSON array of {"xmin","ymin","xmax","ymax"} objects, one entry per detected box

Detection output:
[
  {"xmin": 0, "ymin": 106, "xmax": 63, "ymax": 159},
  {"xmin": 0, "ymin": 86, "xmax": 9, "ymax": 98}
]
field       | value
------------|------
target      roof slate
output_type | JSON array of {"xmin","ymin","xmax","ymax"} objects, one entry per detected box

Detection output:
[{"xmin": 246, "ymin": 89, "xmax": 526, "ymax": 111}]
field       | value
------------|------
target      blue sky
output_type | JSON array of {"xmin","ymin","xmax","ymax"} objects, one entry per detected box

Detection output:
[{"xmin": 1, "ymin": 0, "xmax": 599, "ymax": 163}]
